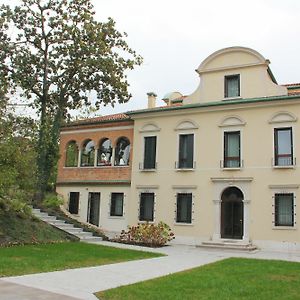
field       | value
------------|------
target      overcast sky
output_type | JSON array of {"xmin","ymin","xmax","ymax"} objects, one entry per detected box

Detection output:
[
  {"xmin": 2, "ymin": 0, "xmax": 300, "ymax": 116},
  {"xmin": 95, "ymin": 0, "xmax": 300, "ymax": 115}
]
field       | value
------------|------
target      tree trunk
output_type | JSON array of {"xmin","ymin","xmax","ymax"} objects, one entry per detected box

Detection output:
[
  {"xmin": 47, "ymin": 106, "xmax": 63, "ymax": 192},
  {"xmin": 35, "ymin": 95, "xmax": 48, "ymax": 203}
]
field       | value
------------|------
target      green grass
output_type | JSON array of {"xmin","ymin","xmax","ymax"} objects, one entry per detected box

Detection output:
[
  {"xmin": 0, "ymin": 242, "xmax": 162, "ymax": 277},
  {"xmin": 0, "ymin": 210, "xmax": 76, "ymax": 246},
  {"xmin": 96, "ymin": 258, "xmax": 300, "ymax": 300}
]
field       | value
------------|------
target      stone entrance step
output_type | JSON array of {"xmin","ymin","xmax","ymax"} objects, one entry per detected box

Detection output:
[{"xmin": 198, "ymin": 240, "xmax": 258, "ymax": 251}]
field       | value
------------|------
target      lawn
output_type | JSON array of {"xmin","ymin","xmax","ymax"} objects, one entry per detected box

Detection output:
[
  {"xmin": 96, "ymin": 257, "xmax": 300, "ymax": 300},
  {"xmin": 0, "ymin": 242, "xmax": 162, "ymax": 277},
  {"xmin": 0, "ymin": 210, "xmax": 76, "ymax": 246}
]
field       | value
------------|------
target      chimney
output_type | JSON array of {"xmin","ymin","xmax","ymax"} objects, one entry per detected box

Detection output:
[{"xmin": 147, "ymin": 92, "xmax": 157, "ymax": 109}]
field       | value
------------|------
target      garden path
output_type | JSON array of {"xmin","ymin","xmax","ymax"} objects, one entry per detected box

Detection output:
[{"xmin": 1, "ymin": 241, "xmax": 300, "ymax": 300}]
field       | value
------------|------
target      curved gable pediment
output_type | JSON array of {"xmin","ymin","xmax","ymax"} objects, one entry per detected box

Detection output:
[
  {"xmin": 198, "ymin": 46, "xmax": 267, "ymax": 73},
  {"xmin": 175, "ymin": 120, "xmax": 199, "ymax": 131},
  {"xmin": 269, "ymin": 112, "xmax": 297, "ymax": 124},
  {"xmin": 219, "ymin": 116, "xmax": 246, "ymax": 127},
  {"xmin": 139, "ymin": 123, "xmax": 161, "ymax": 133}
]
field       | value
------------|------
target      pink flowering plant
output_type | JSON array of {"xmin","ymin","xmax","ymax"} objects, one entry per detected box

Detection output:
[{"xmin": 115, "ymin": 221, "xmax": 175, "ymax": 247}]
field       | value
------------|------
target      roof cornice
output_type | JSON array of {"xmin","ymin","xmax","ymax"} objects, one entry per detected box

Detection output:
[
  {"xmin": 127, "ymin": 94, "xmax": 300, "ymax": 117},
  {"xmin": 56, "ymin": 180, "xmax": 131, "ymax": 186}
]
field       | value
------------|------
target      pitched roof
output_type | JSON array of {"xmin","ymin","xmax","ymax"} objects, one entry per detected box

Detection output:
[
  {"xmin": 288, "ymin": 90, "xmax": 300, "ymax": 96},
  {"xmin": 62, "ymin": 113, "xmax": 131, "ymax": 127},
  {"xmin": 283, "ymin": 83, "xmax": 300, "ymax": 87},
  {"xmin": 284, "ymin": 83, "xmax": 300, "ymax": 95}
]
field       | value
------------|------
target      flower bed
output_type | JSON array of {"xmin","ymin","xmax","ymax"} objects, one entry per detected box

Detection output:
[{"xmin": 112, "ymin": 222, "xmax": 175, "ymax": 247}]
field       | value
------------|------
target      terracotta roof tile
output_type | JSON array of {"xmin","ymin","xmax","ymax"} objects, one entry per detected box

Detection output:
[
  {"xmin": 288, "ymin": 90, "xmax": 300, "ymax": 95},
  {"xmin": 154, "ymin": 103, "xmax": 183, "ymax": 110},
  {"xmin": 63, "ymin": 113, "xmax": 130, "ymax": 127},
  {"xmin": 283, "ymin": 83, "xmax": 300, "ymax": 87}
]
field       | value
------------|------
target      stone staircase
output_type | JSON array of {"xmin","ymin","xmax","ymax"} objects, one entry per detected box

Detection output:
[
  {"xmin": 198, "ymin": 240, "xmax": 258, "ymax": 252},
  {"xmin": 32, "ymin": 208, "xmax": 103, "ymax": 242}
]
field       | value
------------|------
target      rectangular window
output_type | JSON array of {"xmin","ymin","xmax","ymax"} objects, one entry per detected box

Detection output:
[
  {"xmin": 143, "ymin": 136, "xmax": 157, "ymax": 169},
  {"xmin": 178, "ymin": 134, "xmax": 194, "ymax": 168},
  {"xmin": 274, "ymin": 128, "xmax": 293, "ymax": 166},
  {"xmin": 224, "ymin": 131, "xmax": 240, "ymax": 168},
  {"xmin": 176, "ymin": 193, "xmax": 192, "ymax": 223},
  {"xmin": 110, "ymin": 193, "xmax": 124, "ymax": 217},
  {"xmin": 69, "ymin": 192, "xmax": 79, "ymax": 214},
  {"xmin": 275, "ymin": 193, "xmax": 294, "ymax": 226},
  {"xmin": 225, "ymin": 74, "xmax": 240, "ymax": 98},
  {"xmin": 139, "ymin": 193, "xmax": 154, "ymax": 221}
]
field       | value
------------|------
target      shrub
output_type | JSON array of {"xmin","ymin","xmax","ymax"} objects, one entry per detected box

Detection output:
[
  {"xmin": 115, "ymin": 221, "xmax": 175, "ymax": 247},
  {"xmin": 0, "ymin": 196, "xmax": 32, "ymax": 219},
  {"xmin": 9, "ymin": 199, "xmax": 32, "ymax": 218},
  {"xmin": 42, "ymin": 193, "xmax": 64, "ymax": 209}
]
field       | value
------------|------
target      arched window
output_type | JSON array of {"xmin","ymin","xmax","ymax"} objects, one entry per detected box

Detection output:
[
  {"xmin": 115, "ymin": 137, "xmax": 130, "ymax": 166},
  {"xmin": 65, "ymin": 141, "xmax": 78, "ymax": 167},
  {"xmin": 97, "ymin": 138, "xmax": 112, "ymax": 166},
  {"xmin": 81, "ymin": 139, "xmax": 95, "ymax": 167}
]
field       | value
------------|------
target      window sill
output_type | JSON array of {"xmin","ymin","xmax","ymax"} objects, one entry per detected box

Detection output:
[
  {"xmin": 174, "ymin": 222, "xmax": 194, "ymax": 226},
  {"xmin": 175, "ymin": 168, "xmax": 195, "ymax": 172},
  {"xmin": 96, "ymin": 164, "xmax": 113, "ymax": 168},
  {"xmin": 221, "ymin": 167, "xmax": 242, "ymax": 171},
  {"xmin": 273, "ymin": 165, "xmax": 296, "ymax": 169},
  {"xmin": 272, "ymin": 226, "xmax": 297, "ymax": 230},
  {"xmin": 223, "ymin": 96, "xmax": 242, "ymax": 101},
  {"xmin": 138, "ymin": 220, "xmax": 154, "ymax": 224},
  {"xmin": 139, "ymin": 169, "xmax": 157, "ymax": 172},
  {"xmin": 79, "ymin": 166, "xmax": 96, "ymax": 168},
  {"xmin": 75, "ymin": 165, "xmax": 130, "ymax": 169},
  {"xmin": 113, "ymin": 165, "xmax": 130, "ymax": 168},
  {"xmin": 108, "ymin": 216, "xmax": 125, "ymax": 220}
]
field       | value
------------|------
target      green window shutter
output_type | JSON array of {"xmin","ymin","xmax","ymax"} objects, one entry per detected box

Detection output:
[
  {"xmin": 144, "ymin": 136, "xmax": 157, "ymax": 169},
  {"xmin": 176, "ymin": 193, "xmax": 192, "ymax": 223},
  {"xmin": 140, "ymin": 193, "xmax": 154, "ymax": 221},
  {"xmin": 69, "ymin": 192, "xmax": 79, "ymax": 214},
  {"xmin": 179, "ymin": 134, "xmax": 194, "ymax": 168}
]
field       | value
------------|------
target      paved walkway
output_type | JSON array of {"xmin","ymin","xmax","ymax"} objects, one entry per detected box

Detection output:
[{"xmin": 1, "ymin": 241, "xmax": 300, "ymax": 300}]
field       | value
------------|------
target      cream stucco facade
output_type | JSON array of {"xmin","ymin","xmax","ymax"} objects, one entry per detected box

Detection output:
[
  {"xmin": 185, "ymin": 47, "xmax": 287, "ymax": 104},
  {"xmin": 57, "ymin": 47, "xmax": 300, "ymax": 250},
  {"xmin": 129, "ymin": 99, "xmax": 300, "ymax": 250}
]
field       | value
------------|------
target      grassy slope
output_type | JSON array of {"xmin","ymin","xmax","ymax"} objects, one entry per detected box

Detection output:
[
  {"xmin": 0, "ymin": 242, "xmax": 162, "ymax": 277},
  {"xmin": 97, "ymin": 258, "xmax": 300, "ymax": 300},
  {"xmin": 0, "ymin": 210, "xmax": 75, "ymax": 246}
]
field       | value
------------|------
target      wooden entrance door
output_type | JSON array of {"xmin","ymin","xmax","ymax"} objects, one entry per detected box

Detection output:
[{"xmin": 221, "ymin": 187, "xmax": 244, "ymax": 239}]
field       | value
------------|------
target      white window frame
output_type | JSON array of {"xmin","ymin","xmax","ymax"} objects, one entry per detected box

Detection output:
[
  {"xmin": 176, "ymin": 131, "xmax": 196, "ymax": 171},
  {"xmin": 68, "ymin": 191, "xmax": 80, "ymax": 215},
  {"xmin": 138, "ymin": 191, "xmax": 156, "ymax": 223},
  {"xmin": 174, "ymin": 192, "xmax": 194, "ymax": 225},
  {"xmin": 270, "ymin": 185, "xmax": 298, "ymax": 230},
  {"xmin": 272, "ymin": 125, "xmax": 296, "ymax": 168},
  {"xmin": 172, "ymin": 186, "xmax": 196, "ymax": 226},
  {"xmin": 140, "ymin": 134, "xmax": 158, "ymax": 171},
  {"xmin": 224, "ymin": 73, "xmax": 241, "ymax": 100},
  {"xmin": 109, "ymin": 192, "xmax": 125, "ymax": 219},
  {"xmin": 221, "ymin": 128, "xmax": 243, "ymax": 170}
]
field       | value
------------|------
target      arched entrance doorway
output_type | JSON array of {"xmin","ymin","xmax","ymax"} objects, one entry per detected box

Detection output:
[{"xmin": 221, "ymin": 187, "xmax": 244, "ymax": 239}]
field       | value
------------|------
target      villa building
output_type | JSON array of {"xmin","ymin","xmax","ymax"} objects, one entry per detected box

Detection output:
[
  {"xmin": 56, "ymin": 113, "xmax": 133, "ymax": 234},
  {"xmin": 56, "ymin": 46, "xmax": 300, "ymax": 250}
]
